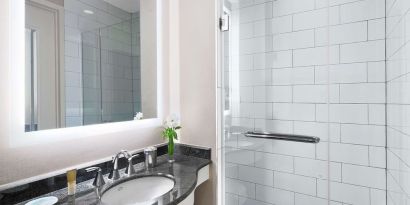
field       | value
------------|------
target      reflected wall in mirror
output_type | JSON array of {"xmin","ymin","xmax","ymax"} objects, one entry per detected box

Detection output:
[{"xmin": 25, "ymin": 0, "xmax": 157, "ymax": 132}]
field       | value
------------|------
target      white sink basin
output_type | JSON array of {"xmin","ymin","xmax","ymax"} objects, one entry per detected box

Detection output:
[{"xmin": 101, "ymin": 176, "xmax": 175, "ymax": 205}]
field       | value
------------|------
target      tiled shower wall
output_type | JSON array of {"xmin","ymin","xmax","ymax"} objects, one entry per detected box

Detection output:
[
  {"xmin": 64, "ymin": 0, "xmax": 131, "ymax": 126},
  {"xmin": 386, "ymin": 0, "xmax": 410, "ymax": 204},
  {"xmin": 64, "ymin": 0, "xmax": 140, "ymax": 126},
  {"xmin": 224, "ymin": 0, "xmax": 386, "ymax": 205}
]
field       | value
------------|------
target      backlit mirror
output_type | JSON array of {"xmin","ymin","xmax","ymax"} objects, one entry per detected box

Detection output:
[{"xmin": 25, "ymin": 0, "xmax": 157, "ymax": 132}]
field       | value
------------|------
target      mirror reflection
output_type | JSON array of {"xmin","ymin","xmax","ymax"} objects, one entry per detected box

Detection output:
[{"xmin": 25, "ymin": 0, "xmax": 156, "ymax": 132}]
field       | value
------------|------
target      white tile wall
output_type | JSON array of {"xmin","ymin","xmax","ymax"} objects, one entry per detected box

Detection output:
[
  {"xmin": 64, "ymin": 0, "xmax": 141, "ymax": 125},
  {"xmin": 386, "ymin": 0, "xmax": 410, "ymax": 204},
  {"xmin": 225, "ymin": 0, "xmax": 387, "ymax": 204}
]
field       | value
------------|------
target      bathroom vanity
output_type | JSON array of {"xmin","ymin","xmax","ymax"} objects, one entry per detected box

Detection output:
[{"xmin": 0, "ymin": 144, "xmax": 211, "ymax": 205}]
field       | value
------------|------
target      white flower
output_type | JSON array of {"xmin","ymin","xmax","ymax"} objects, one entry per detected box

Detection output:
[
  {"xmin": 134, "ymin": 112, "xmax": 143, "ymax": 120},
  {"xmin": 164, "ymin": 114, "xmax": 180, "ymax": 128}
]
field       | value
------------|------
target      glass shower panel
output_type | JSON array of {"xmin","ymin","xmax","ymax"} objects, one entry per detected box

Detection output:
[
  {"xmin": 82, "ymin": 30, "xmax": 102, "ymax": 125},
  {"xmin": 81, "ymin": 15, "xmax": 141, "ymax": 125},
  {"xmin": 221, "ymin": 0, "xmax": 331, "ymax": 204},
  {"xmin": 100, "ymin": 20, "xmax": 134, "ymax": 123}
]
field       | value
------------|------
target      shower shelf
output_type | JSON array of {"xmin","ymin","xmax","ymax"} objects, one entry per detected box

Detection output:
[{"xmin": 244, "ymin": 131, "xmax": 320, "ymax": 144}]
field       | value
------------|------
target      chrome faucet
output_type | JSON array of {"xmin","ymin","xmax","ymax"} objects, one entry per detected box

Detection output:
[
  {"xmin": 109, "ymin": 150, "xmax": 131, "ymax": 180},
  {"xmin": 108, "ymin": 150, "xmax": 139, "ymax": 180}
]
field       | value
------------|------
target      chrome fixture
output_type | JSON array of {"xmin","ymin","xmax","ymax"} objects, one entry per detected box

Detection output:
[
  {"xmin": 109, "ymin": 150, "xmax": 131, "ymax": 180},
  {"xmin": 86, "ymin": 167, "xmax": 105, "ymax": 188},
  {"xmin": 144, "ymin": 146, "xmax": 157, "ymax": 169},
  {"xmin": 244, "ymin": 131, "xmax": 320, "ymax": 144},
  {"xmin": 125, "ymin": 154, "xmax": 139, "ymax": 176}
]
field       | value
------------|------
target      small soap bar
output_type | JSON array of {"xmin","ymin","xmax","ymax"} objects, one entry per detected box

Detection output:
[{"xmin": 66, "ymin": 169, "xmax": 77, "ymax": 195}]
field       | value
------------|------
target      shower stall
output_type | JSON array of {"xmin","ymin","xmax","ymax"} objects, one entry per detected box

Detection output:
[
  {"xmin": 81, "ymin": 15, "xmax": 141, "ymax": 125},
  {"xmin": 220, "ymin": 0, "xmax": 409, "ymax": 204}
]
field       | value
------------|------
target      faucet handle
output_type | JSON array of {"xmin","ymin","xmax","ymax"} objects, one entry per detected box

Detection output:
[
  {"xmin": 86, "ymin": 167, "xmax": 105, "ymax": 188},
  {"xmin": 125, "ymin": 154, "xmax": 139, "ymax": 175}
]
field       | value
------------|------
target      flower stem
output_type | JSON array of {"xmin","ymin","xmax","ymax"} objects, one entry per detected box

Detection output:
[{"xmin": 168, "ymin": 136, "xmax": 174, "ymax": 156}]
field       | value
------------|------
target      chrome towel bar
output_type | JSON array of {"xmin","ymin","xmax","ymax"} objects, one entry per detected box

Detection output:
[{"xmin": 244, "ymin": 131, "xmax": 320, "ymax": 144}]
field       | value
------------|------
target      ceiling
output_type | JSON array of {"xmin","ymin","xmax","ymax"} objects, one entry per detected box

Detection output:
[{"xmin": 103, "ymin": 0, "xmax": 140, "ymax": 13}]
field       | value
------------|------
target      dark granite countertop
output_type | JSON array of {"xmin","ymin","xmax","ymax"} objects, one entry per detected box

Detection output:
[{"xmin": 18, "ymin": 154, "xmax": 211, "ymax": 205}]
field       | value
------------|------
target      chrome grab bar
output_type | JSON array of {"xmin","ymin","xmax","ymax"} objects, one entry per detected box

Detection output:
[{"xmin": 244, "ymin": 131, "xmax": 320, "ymax": 144}]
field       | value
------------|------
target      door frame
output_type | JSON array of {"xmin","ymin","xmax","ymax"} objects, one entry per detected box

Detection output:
[{"xmin": 26, "ymin": 0, "xmax": 65, "ymax": 128}]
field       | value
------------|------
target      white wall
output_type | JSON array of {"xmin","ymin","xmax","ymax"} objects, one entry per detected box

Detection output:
[
  {"xmin": 224, "ymin": 0, "xmax": 386, "ymax": 205},
  {"xmin": 386, "ymin": 0, "xmax": 410, "ymax": 204},
  {"xmin": 177, "ymin": 0, "xmax": 218, "ymax": 204},
  {"xmin": 0, "ymin": 0, "xmax": 169, "ymax": 187}
]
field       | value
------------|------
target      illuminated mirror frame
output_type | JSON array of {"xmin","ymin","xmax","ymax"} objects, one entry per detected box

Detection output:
[{"xmin": 9, "ymin": 0, "xmax": 164, "ymax": 147}]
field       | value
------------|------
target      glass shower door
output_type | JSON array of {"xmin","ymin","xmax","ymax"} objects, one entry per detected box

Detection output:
[
  {"xmin": 221, "ymin": 0, "xmax": 331, "ymax": 204},
  {"xmin": 221, "ymin": 0, "xmax": 387, "ymax": 205}
]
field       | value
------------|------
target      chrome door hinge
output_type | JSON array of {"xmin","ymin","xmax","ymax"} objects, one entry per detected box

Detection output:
[{"xmin": 219, "ymin": 14, "xmax": 230, "ymax": 32}]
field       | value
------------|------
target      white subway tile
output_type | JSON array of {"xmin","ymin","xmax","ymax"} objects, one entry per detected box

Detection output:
[
  {"xmin": 317, "ymin": 142, "xmax": 369, "ymax": 165},
  {"xmin": 293, "ymin": 85, "xmax": 328, "ymax": 103},
  {"xmin": 239, "ymin": 23, "xmax": 253, "ymax": 39},
  {"xmin": 239, "ymin": 36, "xmax": 273, "ymax": 54},
  {"xmin": 253, "ymin": 103, "xmax": 273, "ymax": 119},
  {"xmin": 254, "ymin": 119, "xmax": 294, "ymax": 133},
  {"xmin": 371, "ymin": 188, "xmax": 387, "ymax": 205},
  {"xmin": 240, "ymin": 69, "xmax": 272, "ymax": 86},
  {"xmin": 340, "ymin": 40, "xmax": 385, "ymax": 63},
  {"xmin": 274, "ymin": 172, "xmax": 316, "ymax": 195},
  {"xmin": 238, "ymin": 196, "xmax": 271, "ymax": 205},
  {"xmin": 255, "ymin": 185, "xmax": 295, "ymax": 205},
  {"xmin": 293, "ymin": 46, "xmax": 340, "ymax": 66},
  {"xmin": 226, "ymin": 163, "xmax": 239, "ymax": 178},
  {"xmin": 240, "ymin": 2, "xmax": 273, "ymax": 23},
  {"xmin": 253, "ymin": 20, "xmax": 271, "ymax": 37},
  {"xmin": 273, "ymin": 30, "xmax": 315, "ymax": 51},
  {"xmin": 341, "ymin": 124, "xmax": 385, "ymax": 146},
  {"xmin": 270, "ymin": 86, "xmax": 292, "ymax": 102},
  {"xmin": 293, "ymin": 7, "xmax": 340, "ymax": 30},
  {"xmin": 315, "ymin": 63, "xmax": 368, "ymax": 84},
  {"xmin": 238, "ymin": 165, "xmax": 274, "ymax": 186},
  {"xmin": 240, "ymin": 87, "xmax": 253, "ymax": 102},
  {"xmin": 340, "ymin": 83, "xmax": 386, "ymax": 103},
  {"xmin": 340, "ymin": 0, "xmax": 385, "ymax": 23},
  {"xmin": 237, "ymin": 135, "xmax": 273, "ymax": 152},
  {"xmin": 272, "ymin": 67, "xmax": 315, "ymax": 85},
  {"xmin": 369, "ymin": 104, "xmax": 386, "ymax": 125},
  {"xmin": 368, "ymin": 61, "xmax": 386, "ymax": 82},
  {"xmin": 369, "ymin": 18, "xmax": 386, "ymax": 40},
  {"xmin": 236, "ymin": 55, "xmax": 253, "ymax": 70},
  {"xmin": 225, "ymin": 147, "xmax": 255, "ymax": 166},
  {"xmin": 272, "ymin": 0, "xmax": 315, "ymax": 16},
  {"xmin": 315, "ymin": 21, "xmax": 368, "ymax": 46},
  {"xmin": 342, "ymin": 164, "xmax": 386, "ymax": 189},
  {"xmin": 370, "ymin": 146, "xmax": 386, "ymax": 168},
  {"xmin": 253, "ymin": 53, "xmax": 273, "ymax": 69},
  {"xmin": 272, "ymin": 140, "xmax": 316, "ymax": 158},
  {"xmin": 271, "ymin": 50, "xmax": 293, "ymax": 68},
  {"xmin": 294, "ymin": 121, "xmax": 341, "ymax": 142},
  {"xmin": 226, "ymin": 178, "xmax": 256, "ymax": 198},
  {"xmin": 271, "ymin": 15, "xmax": 292, "ymax": 34},
  {"xmin": 295, "ymin": 193, "xmax": 331, "ymax": 205},
  {"xmin": 294, "ymin": 157, "xmax": 342, "ymax": 181},
  {"xmin": 316, "ymin": 104, "xmax": 369, "ymax": 124},
  {"xmin": 328, "ymin": 182, "xmax": 371, "ymax": 205},
  {"xmin": 273, "ymin": 103, "xmax": 315, "ymax": 121},
  {"xmin": 255, "ymin": 152, "xmax": 294, "ymax": 172},
  {"xmin": 226, "ymin": 193, "xmax": 239, "ymax": 205}
]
